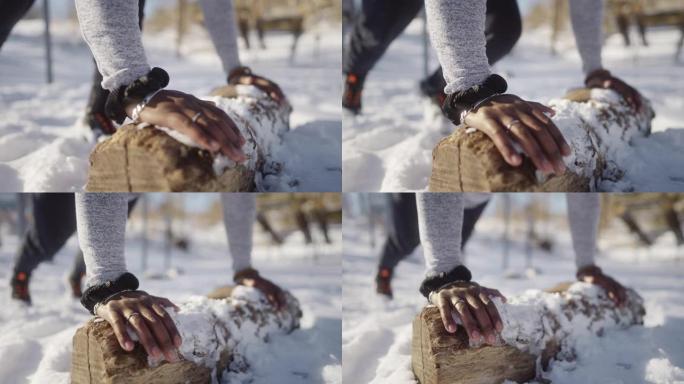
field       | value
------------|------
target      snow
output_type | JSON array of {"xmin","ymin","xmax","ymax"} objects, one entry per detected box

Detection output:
[
  {"xmin": 0, "ymin": 18, "xmax": 341, "ymax": 192},
  {"xmin": 342, "ymin": 197, "xmax": 684, "ymax": 384},
  {"xmin": 342, "ymin": 21, "xmax": 684, "ymax": 192},
  {"xmin": 0, "ymin": 218, "xmax": 342, "ymax": 384}
]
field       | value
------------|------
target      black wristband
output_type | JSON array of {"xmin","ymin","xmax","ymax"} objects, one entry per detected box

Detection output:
[
  {"xmin": 419, "ymin": 265, "xmax": 472, "ymax": 299},
  {"xmin": 441, "ymin": 74, "xmax": 508, "ymax": 125},
  {"xmin": 105, "ymin": 67, "xmax": 170, "ymax": 124},
  {"xmin": 81, "ymin": 272, "xmax": 139, "ymax": 315}
]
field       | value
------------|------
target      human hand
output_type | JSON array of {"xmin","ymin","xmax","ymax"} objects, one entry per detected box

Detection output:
[
  {"xmin": 464, "ymin": 94, "xmax": 571, "ymax": 175},
  {"xmin": 585, "ymin": 69, "xmax": 642, "ymax": 111},
  {"xmin": 235, "ymin": 269, "xmax": 287, "ymax": 310},
  {"xmin": 95, "ymin": 290, "xmax": 182, "ymax": 363},
  {"xmin": 126, "ymin": 90, "xmax": 247, "ymax": 162},
  {"xmin": 228, "ymin": 67, "xmax": 286, "ymax": 103},
  {"xmin": 577, "ymin": 264, "xmax": 627, "ymax": 307},
  {"xmin": 430, "ymin": 281, "xmax": 506, "ymax": 345}
]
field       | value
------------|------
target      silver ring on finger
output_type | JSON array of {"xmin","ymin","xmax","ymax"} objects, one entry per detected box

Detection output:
[
  {"xmin": 126, "ymin": 312, "xmax": 141, "ymax": 323},
  {"xmin": 506, "ymin": 119, "xmax": 522, "ymax": 130},
  {"xmin": 191, "ymin": 112, "xmax": 203, "ymax": 124}
]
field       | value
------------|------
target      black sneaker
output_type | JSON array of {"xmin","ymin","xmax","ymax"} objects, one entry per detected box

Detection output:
[
  {"xmin": 86, "ymin": 111, "xmax": 116, "ymax": 138},
  {"xmin": 11, "ymin": 271, "xmax": 31, "ymax": 305},
  {"xmin": 375, "ymin": 267, "xmax": 393, "ymax": 299},
  {"xmin": 343, "ymin": 73, "xmax": 365, "ymax": 115}
]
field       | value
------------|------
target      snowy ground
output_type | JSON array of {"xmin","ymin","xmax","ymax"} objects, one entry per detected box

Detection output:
[
  {"xmin": 0, "ymin": 18, "xmax": 341, "ymax": 192},
  {"xmin": 342, "ymin": 21, "xmax": 684, "ymax": 192},
  {"xmin": 0, "ymin": 219, "xmax": 342, "ymax": 384},
  {"xmin": 342, "ymin": 197, "xmax": 684, "ymax": 384}
]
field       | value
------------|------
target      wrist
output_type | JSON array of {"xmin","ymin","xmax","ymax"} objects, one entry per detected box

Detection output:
[
  {"xmin": 234, "ymin": 267, "xmax": 259, "ymax": 284},
  {"xmin": 442, "ymin": 74, "xmax": 508, "ymax": 125},
  {"xmin": 576, "ymin": 264, "xmax": 603, "ymax": 281},
  {"xmin": 105, "ymin": 67, "xmax": 170, "ymax": 124},
  {"xmin": 419, "ymin": 265, "xmax": 472, "ymax": 299},
  {"xmin": 81, "ymin": 272, "xmax": 140, "ymax": 315}
]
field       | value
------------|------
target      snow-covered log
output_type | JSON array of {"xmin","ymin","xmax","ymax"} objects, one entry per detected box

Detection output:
[
  {"xmin": 411, "ymin": 282, "xmax": 645, "ymax": 384},
  {"xmin": 429, "ymin": 89, "xmax": 655, "ymax": 192},
  {"xmin": 85, "ymin": 85, "xmax": 291, "ymax": 192},
  {"xmin": 71, "ymin": 286, "xmax": 302, "ymax": 384}
]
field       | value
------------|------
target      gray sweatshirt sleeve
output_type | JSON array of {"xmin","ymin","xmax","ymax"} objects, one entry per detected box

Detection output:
[
  {"xmin": 425, "ymin": 0, "xmax": 490, "ymax": 94},
  {"xmin": 76, "ymin": 193, "xmax": 137, "ymax": 288},
  {"xmin": 75, "ymin": 0, "xmax": 150, "ymax": 91},
  {"xmin": 199, "ymin": 0, "xmax": 241, "ymax": 75},
  {"xmin": 417, "ymin": 193, "xmax": 464, "ymax": 277},
  {"xmin": 425, "ymin": 0, "xmax": 603, "ymax": 93},
  {"xmin": 569, "ymin": 0, "xmax": 604, "ymax": 74},
  {"xmin": 566, "ymin": 193, "xmax": 600, "ymax": 268},
  {"xmin": 220, "ymin": 193, "xmax": 256, "ymax": 272}
]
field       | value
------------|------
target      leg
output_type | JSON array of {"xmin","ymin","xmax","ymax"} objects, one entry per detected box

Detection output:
[
  {"xmin": 566, "ymin": 193, "xmax": 600, "ymax": 268},
  {"xmin": 11, "ymin": 193, "xmax": 78, "ymax": 303},
  {"xmin": 376, "ymin": 193, "xmax": 420, "ymax": 298},
  {"xmin": 0, "ymin": 0, "xmax": 36, "ymax": 49},
  {"xmin": 461, "ymin": 200, "xmax": 489, "ymax": 249},
  {"xmin": 343, "ymin": 0, "xmax": 424, "ymax": 113}
]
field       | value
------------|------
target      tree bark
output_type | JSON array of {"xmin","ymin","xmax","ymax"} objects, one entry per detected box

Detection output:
[
  {"xmin": 412, "ymin": 282, "xmax": 646, "ymax": 384},
  {"xmin": 71, "ymin": 286, "xmax": 302, "ymax": 384},
  {"xmin": 429, "ymin": 89, "xmax": 654, "ymax": 192},
  {"xmin": 86, "ymin": 85, "xmax": 291, "ymax": 192}
]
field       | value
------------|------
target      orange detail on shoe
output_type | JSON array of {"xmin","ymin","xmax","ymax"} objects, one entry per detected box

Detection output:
[
  {"xmin": 17, "ymin": 272, "xmax": 27, "ymax": 281},
  {"xmin": 347, "ymin": 74, "xmax": 358, "ymax": 84},
  {"xmin": 379, "ymin": 268, "xmax": 391, "ymax": 278}
]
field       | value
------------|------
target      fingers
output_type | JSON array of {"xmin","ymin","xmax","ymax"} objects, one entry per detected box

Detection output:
[
  {"xmin": 124, "ymin": 311, "xmax": 162, "ymax": 360},
  {"xmin": 528, "ymin": 103, "xmax": 571, "ymax": 156},
  {"xmin": 158, "ymin": 297, "xmax": 180, "ymax": 311},
  {"xmin": 479, "ymin": 292, "xmax": 504, "ymax": 333},
  {"xmin": 108, "ymin": 311, "xmax": 135, "ymax": 351},
  {"xmin": 517, "ymin": 112, "xmax": 566, "ymax": 174},
  {"xmin": 464, "ymin": 293, "xmax": 496, "ymax": 345},
  {"xmin": 200, "ymin": 101, "xmax": 246, "ymax": 145},
  {"xmin": 436, "ymin": 294, "xmax": 458, "ymax": 333},
  {"xmin": 192, "ymin": 108, "xmax": 246, "ymax": 162},
  {"xmin": 507, "ymin": 121, "xmax": 554, "ymax": 174},
  {"xmin": 166, "ymin": 112, "xmax": 220, "ymax": 153},
  {"xmin": 452, "ymin": 298, "xmax": 481, "ymax": 343},
  {"xmin": 140, "ymin": 307, "xmax": 179, "ymax": 363},
  {"xmin": 480, "ymin": 119, "xmax": 522, "ymax": 166},
  {"xmin": 151, "ymin": 303, "xmax": 182, "ymax": 349}
]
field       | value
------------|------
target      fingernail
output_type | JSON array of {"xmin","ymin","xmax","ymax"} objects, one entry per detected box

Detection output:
[
  {"xmin": 125, "ymin": 341, "xmax": 134, "ymax": 351},
  {"xmin": 174, "ymin": 336, "xmax": 182, "ymax": 347},
  {"xmin": 210, "ymin": 141, "xmax": 221, "ymax": 151},
  {"xmin": 488, "ymin": 334, "xmax": 496, "ymax": 344},
  {"xmin": 152, "ymin": 347, "xmax": 161, "ymax": 358},
  {"xmin": 542, "ymin": 160, "xmax": 553, "ymax": 172},
  {"xmin": 447, "ymin": 324, "xmax": 456, "ymax": 333},
  {"xmin": 472, "ymin": 330, "xmax": 480, "ymax": 340},
  {"xmin": 511, "ymin": 154, "xmax": 521, "ymax": 165}
]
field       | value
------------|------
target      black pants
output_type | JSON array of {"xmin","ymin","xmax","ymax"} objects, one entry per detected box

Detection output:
[
  {"xmin": 343, "ymin": 0, "xmax": 522, "ymax": 93},
  {"xmin": 1, "ymin": 0, "xmax": 146, "ymax": 129},
  {"xmin": 12, "ymin": 194, "xmax": 138, "ymax": 280},
  {"xmin": 378, "ymin": 193, "xmax": 488, "ymax": 271}
]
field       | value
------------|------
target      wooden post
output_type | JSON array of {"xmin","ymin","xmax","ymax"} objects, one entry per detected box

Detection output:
[{"xmin": 412, "ymin": 282, "xmax": 645, "ymax": 384}]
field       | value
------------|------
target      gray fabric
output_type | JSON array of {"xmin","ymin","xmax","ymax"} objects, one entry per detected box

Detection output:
[
  {"xmin": 199, "ymin": 0, "xmax": 241, "ymax": 75},
  {"xmin": 76, "ymin": 0, "xmax": 240, "ymax": 91},
  {"xmin": 417, "ymin": 193, "xmax": 599, "ymax": 277},
  {"xmin": 566, "ymin": 193, "xmax": 600, "ymax": 268},
  {"xmin": 220, "ymin": 193, "xmax": 255, "ymax": 272},
  {"xmin": 425, "ymin": 0, "xmax": 604, "ymax": 93},
  {"xmin": 76, "ymin": 193, "xmax": 133, "ymax": 288},
  {"xmin": 568, "ymin": 0, "xmax": 604, "ymax": 74},
  {"xmin": 417, "ymin": 193, "xmax": 464, "ymax": 277},
  {"xmin": 76, "ymin": 193, "xmax": 255, "ymax": 288},
  {"xmin": 75, "ymin": 0, "xmax": 150, "ymax": 91}
]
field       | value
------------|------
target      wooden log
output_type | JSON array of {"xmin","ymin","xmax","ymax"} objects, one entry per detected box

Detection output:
[
  {"xmin": 429, "ymin": 88, "xmax": 655, "ymax": 192},
  {"xmin": 85, "ymin": 85, "xmax": 291, "ymax": 192},
  {"xmin": 412, "ymin": 282, "xmax": 645, "ymax": 384},
  {"xmin": 71, "ymin": 286, "xmax": 302, "ymax": 384}
]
